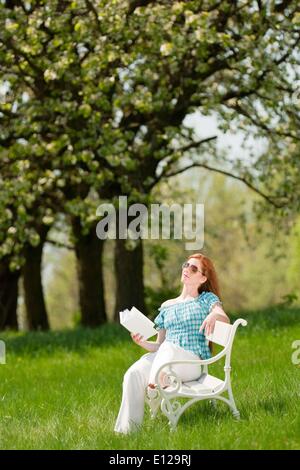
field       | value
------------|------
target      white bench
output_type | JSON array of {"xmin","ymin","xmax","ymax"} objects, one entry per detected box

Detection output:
[{"xmin": 146, "ymin": 318, "xmax": 247, "ymax": 430}]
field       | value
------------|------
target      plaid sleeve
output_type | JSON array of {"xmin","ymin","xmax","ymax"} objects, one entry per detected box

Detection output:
[
  {"xmin": 202, "ymin": 291, "xmax": 222, "ymax": 315},
  {"xmin": 153, "ymin": 308, "xmax": 165, "ymax": 330}
]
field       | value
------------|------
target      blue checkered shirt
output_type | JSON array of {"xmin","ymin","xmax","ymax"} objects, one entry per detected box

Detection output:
[{"xmin": 154, "ymin": 291, "xmax": 222, "ymax": 360}]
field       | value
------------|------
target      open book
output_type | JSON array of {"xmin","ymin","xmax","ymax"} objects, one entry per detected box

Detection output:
[{"xmin": 119, "ymin": 306, "xmax": 158, "ymax": 340}]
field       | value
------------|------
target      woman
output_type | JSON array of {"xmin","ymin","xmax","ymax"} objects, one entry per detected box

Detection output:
[{"xmin": 114, "ymin": 253, "xmax": 230, "ymax": 434}]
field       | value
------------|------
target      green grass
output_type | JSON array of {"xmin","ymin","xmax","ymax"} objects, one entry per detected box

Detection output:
[{"xmin": 0, "ymin": 306, "xmax": 299, "ymax": 450}]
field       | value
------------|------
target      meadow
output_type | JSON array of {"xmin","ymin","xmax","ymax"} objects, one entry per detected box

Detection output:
[{"xmin": 0, "ymin": 306, "xmax": 299, "ymax": 450}]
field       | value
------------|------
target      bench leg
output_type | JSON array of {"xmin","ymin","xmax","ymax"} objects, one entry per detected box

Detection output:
[
  {"xmin": 146, "ymin": 386, "xmax": 162, "ymax": 419},
  {"xmin": 161, "ymin": 397, "xmax": 181, "ymax": 430},
  {"xmin": 227, "ymin": 384, "xmax": 240, "ymax": 419}
]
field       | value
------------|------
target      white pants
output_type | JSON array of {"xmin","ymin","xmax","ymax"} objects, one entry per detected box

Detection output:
[{"xmin": 114, "ymin": 341, "xmax": 202, "ymax": 434}]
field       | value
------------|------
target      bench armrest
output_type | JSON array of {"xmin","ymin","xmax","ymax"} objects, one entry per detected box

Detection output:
[{"xmin": 154, "ymin": 349, "xmax": 228, "ymax": 386}]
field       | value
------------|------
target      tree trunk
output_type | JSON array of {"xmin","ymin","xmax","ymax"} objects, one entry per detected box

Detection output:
[
  {"xmin": 23, "ymin": 229, "xmax": 49, "ymax": 331},
  {"xmin": 114, "ymin": 236, "xmax": 146, "ymax": 322},
  {"xmin": 72, "ymin": 218, "xmax": 107, "ymax": 327},
  {"xmin": 0, "ymin": 260, "xmax": 19, "ymax": 330}
]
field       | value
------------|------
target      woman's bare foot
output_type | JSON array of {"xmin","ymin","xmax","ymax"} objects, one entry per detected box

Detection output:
[
  {"xmin": 148, "ymin": 383, "xmax": 156, "ymax": 389},
  {"xmin": 148, "ymin": 382, "xmax": 169, "ymax": 390}
]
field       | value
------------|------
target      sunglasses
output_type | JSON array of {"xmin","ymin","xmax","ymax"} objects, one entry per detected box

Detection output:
[{"xmin": 182, "ymin": 261, "xmax": 204, "ymax": 275}]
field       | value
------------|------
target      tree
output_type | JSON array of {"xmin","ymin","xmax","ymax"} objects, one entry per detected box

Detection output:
[
  {"xmin": 0, "ymin": 258, "xmax": 19, "ymax": 329},
  {"xmin": 1, "ymin": 0, "xmax": 299, "ymax": 328},
  {"xmin": 71, "ymin": 215, "xmax": 106, "ymax": 326}
]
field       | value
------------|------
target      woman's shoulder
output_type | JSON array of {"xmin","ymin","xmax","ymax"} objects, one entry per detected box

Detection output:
[
  {"xmin": 197, "ymin": 291, "xmax": 222, "ymax": 312},
  {"xmin": 197, "ymin": 290, "xmax": 220, "ymax": 302},
  {"xmin": 160, "ymin": 296, "xmax": 181, "ymax": 309},
  {"xmin": 160, "ymin": 293, "xmax": 203, "ymax": 309}
]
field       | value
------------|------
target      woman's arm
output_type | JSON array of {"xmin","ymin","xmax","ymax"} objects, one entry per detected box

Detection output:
[
  {"xmin": 131, "ymin": 328, "xmax": 166, "ymax": 352},
  {"xmin": 200, "ymin": 304, "xmax": 230, "ymax": 337}
]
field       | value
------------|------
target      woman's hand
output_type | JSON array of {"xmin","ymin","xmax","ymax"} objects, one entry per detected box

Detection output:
[
  {"xmin": 200, "ymin": 305, "xmax": 230, "ymax": 337},
  {"xmin": 199, "ymin": 314, "xmax": 216, "ymax": 337},
  {"xmin": 130, "ymin": 331, "xmax": 163, "ymax": 353},
  {"xmin": 131, "ymin": 332, "xmax": 146, "ymax": 347}
]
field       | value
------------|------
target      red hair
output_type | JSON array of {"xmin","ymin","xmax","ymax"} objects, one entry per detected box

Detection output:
[
  {"xmin": 187, "ymin": 253, "xmax": 221, "ymax": 299},
  {"xmin": 187, "ymin": 253, "xmax": 221, "ymax": 355}
]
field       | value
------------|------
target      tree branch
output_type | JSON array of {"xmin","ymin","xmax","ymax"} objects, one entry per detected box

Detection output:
[
  {"xmin": 84, "ymin": 0, "xmax": 101, "ymax": 30},
  {"xmin": 228, "ymin": 101, "xmax": 300, "ymax": 141},
  {"xmin": 46, "ymin": 238, "xmax": 74, "ymax": 251},
  {"xmin": 172, "ymin": 135, "xmax": 218, "ymax": 154},
  {"xmin": 163, "ymin": 162, "xmax": 288, "ymax": 209}
]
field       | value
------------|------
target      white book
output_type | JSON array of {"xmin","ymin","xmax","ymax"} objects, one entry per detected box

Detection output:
[{"xmin": 119, "ymin": 306, "xmax": 158, "ymax": 340}]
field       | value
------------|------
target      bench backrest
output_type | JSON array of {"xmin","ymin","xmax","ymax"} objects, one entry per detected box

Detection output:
[{"xmin": 206, "ymin": 320, "xmax": 233, "ymax": 347}]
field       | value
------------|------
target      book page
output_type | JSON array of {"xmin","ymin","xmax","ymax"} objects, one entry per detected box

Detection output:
[{"xmin": 119, "ymin": 306, "xmax": 157, "ymax": 340}]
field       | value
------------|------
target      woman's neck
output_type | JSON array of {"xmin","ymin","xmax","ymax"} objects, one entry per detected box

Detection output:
[{"xmin": 179, "ymin": 285, "xmax": 199, "ymax": 300}]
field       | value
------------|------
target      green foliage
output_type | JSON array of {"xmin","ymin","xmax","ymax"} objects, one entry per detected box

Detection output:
[
  {"xmin": 144, "ymin": 285, "xmax": 178, "ymax": 321},
  {"xmin": 279, "ymin": 292, "xmax": 299, "ymax": 308},
  {"xmin": 1, "ymin": 0, "xmax": 299, "ymax": 333},
  {"xmin": 1, "ymin": 0, "xmax": 299, "ymax": 271},
  {"xmin": 252, "ymin": 140, "xmax": 300, "ymax": 231},
  {"xmin": 287, "ymin": 216, "xmax": 300, "ymax": 291}
]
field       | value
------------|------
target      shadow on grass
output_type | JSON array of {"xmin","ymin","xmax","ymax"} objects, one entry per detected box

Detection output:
[
  {"xmin": 1, "ymin": 322, "xmax": 129, "ymax": 357},
  {"xmin": 170, "ymin": 400, "xmax": 239, "ymax": 427},
  {"xmin": 256, "ymin": 396, "xmax": 289, "ymax": 415}
]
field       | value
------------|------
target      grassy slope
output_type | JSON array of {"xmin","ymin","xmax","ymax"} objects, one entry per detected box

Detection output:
[{"xmin": 0, "ymin": 307, "xmax": 299, "ymax": 450}]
